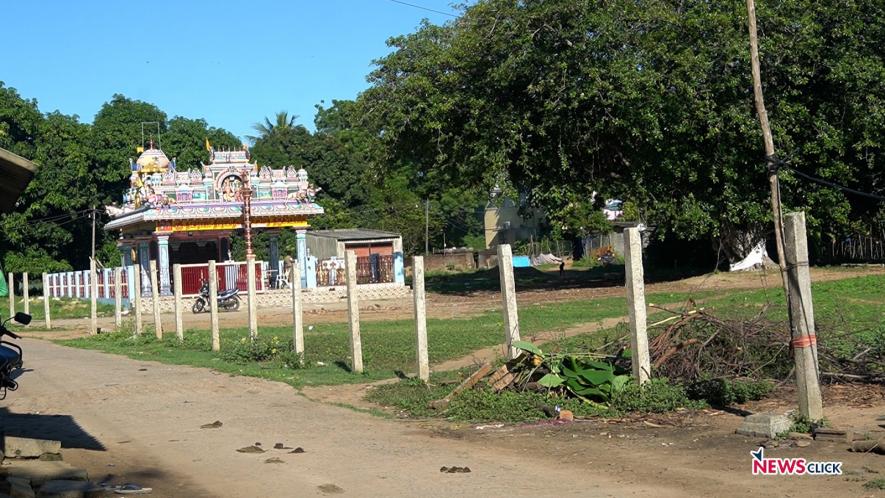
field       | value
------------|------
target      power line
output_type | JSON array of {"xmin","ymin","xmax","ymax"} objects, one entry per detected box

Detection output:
[
  {"xmin": 386, "ymin": 0, "xmax": 458, "ymax": 18},
  {"xmin": 785, "ymin": 166, "xmax": 885, "ymax": 202}
]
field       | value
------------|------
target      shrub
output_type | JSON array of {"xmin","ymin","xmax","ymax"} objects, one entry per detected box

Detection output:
[
  {"xmin": 686, "ymin": 378, "xmax": 774, "ymax": 406},
  {"xmin": 221, "ymin": 335, "xmax": 286, "ymax": 363},
  {"xmin": 612, "ymin": 378, "xmax": 706, "ymax": 413}
]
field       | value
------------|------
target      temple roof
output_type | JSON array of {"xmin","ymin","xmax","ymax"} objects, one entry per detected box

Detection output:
[{"xmin": 136, "ymin": 145, "xmax": 171, "ymax": 173}]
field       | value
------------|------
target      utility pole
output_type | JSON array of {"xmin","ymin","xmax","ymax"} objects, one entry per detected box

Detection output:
[
  {"xmin": 746, "ymin": 0, "xmax": 822, "ymax": 420},
  {"xmin": 91, "ymin": 205, "xmax": 97, "ymax": 262},
  {"xmin": 746, "ymin": 0, "xmax": 787, "ymax": 277},
  {"xmin": 424, "ymin": 199, "xmax": 430, "ymax": 255}
]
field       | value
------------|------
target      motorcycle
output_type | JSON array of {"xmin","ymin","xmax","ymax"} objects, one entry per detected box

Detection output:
[
  {"xmin": 192, "ymin": 280, "xmax": 241, "ymax": 313},
  {"xmin": 1, "ymin": 312, "xmax": 30, "ymax": 400}
]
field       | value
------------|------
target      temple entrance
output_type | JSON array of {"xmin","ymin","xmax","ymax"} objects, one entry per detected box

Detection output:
[{"xmin": 172, "ymin": 241, "xmax": 218, "ymax": 265}]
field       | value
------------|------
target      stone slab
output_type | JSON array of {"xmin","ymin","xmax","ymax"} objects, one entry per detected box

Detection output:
[
  {"xmin": 0, "ymin": 462, "xmax": 86, "ymax": 488},
  {"xmin": 3, "ymin": 438, "xmax": 61, "ymax": 459},
  {"xmin": 37, "ymin": 480, "xmax": 106, "ymax": 498},
  {"xmin": 736, "ymin": 413, "xmax": 792, "ymax": 439}
]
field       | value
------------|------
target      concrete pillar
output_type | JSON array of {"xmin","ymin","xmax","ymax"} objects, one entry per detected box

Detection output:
[
  {"xmin": 268, "ymin": 233, "xmax": 280, "ymax": 279},
  {"xmin": 114, "ymin": 268, "xmax": 122, "ymax": 329},
  {"xmin": 132, "ymin": 264, "xmax": 143, "ymax": 336},
  {"xmin": 90, "ymin": 259, "xmax": 98, "ymax": 335},
  {"xmin": 413, "ymin": 256, "xmax": 429, "ymax": 382},
  {"xmin": 784, "ymin": 212, "xmax": 824, "ymax": 421},
  {"xmin": 296, "ymin": 229, "xmax": 308, "ymax": 289},
  {"xmin": 22, "ymin": 272, "xmax": 29, "ymax": 318},
  {"xmin": 345, "ymin": 250, "xmax": 364, "ymax": 373},
  {"xmin": 208, "ymin": 260, "xmax": 220, "ymax": 352},
  {"xmin": 7, "ymin": 272, "xmax": 13, "ymax": 319},
  {"xmin": 137, "ymin": 241, "xmax": 151, "ymax": 296},
  {"xmin": 42, "ymin": 273, "xmax": 51, "ymax": 329},
  {"xmin": 246, "ymin": 255, "xmax": 258, "ymax": 341},
  {"xmin": 173, "ymin": 264, "xmax": 184, "ymax": 342},
  {"xmin": 290, "ymin": 264, "xmax": 304, "ymax": 365},
  {"xmin": 496, "ymin": 244, "xmax": 521, "ymax": 359},
  {"xmin": 624, "ymin": 227, "xmax": 651, "ymax": 384},
  {"xmin": 150, "ymin": 260, "xmax": 162, "ymax": 339},
  {"xmin": 393, "ymin": 238, "xmax": 405, "ymax": 285},
  {"xmin": 157, "ymin": 235, "xmax": 172, "ymax": 296}
]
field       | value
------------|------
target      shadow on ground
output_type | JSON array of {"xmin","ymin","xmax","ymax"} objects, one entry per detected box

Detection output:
[
  {"xmin": 424, "ymin": 265, "xmax": 711, "ymax": 296},
  {"xmin": 0, "ymin": 408, "xmax": 105, "ymax": 451}
]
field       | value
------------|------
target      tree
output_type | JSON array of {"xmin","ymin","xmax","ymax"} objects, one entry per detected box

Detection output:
[
  {"xmin": 361, "ymin": 0, "xmax": 885, "ymax": 261},
  {"xmin": 164, "ymin": 116, "xmax": 241, "ymax": 170},
  {"xmin": 247, "ymin": 111, "xmax": 299, "ymax": 142}
]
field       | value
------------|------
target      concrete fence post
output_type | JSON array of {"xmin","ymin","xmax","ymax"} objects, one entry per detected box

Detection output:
[
  {"xmin": 246, "ymin": 256, "xmax": 258, "ymax": 341},
  {"xmin": 784, "ymin": 212, "xmax": 824, "ymax": 421},
  {"xmin": 42, "ymin": 273, "xmax": 51, "ymax": 329},
  {"xmin": 150, "ymin": 260, "xmax": 162, "ymax": 339},
  {"xmin": 291, "ymin": 264, "xmax": 304, "ymax": 364},
  {"xmin": 413, "ymin": 256, "xmax": 430, "ymax": 382},
  {"xmin": 624, "ymin": 227, "xmax": 651, "ymax": 384},
  {"xmin": 345, "ymin": 250, "xmax": 364, "ymax": 373},
  {"xmin": 173, "ymin": 264, "xmax": 184, "ymax": 342},
  {"xmin": 209, "ymin": 260, "xmax": 220, "ymax": 352},
  {"xmin": 22, "ymin": 272, "xmax": 29, "ymax": 319},
  {"xmin": 132, "ymin": 264, "xmax": 143, "ymax": 336},
  {"xmin": 114, "ymin": 268, "xmax": 122, "ymax": 329},
  {"xmin": 496, "ymin": 244, "xmax": 521, "ymax": 359},
  {"xmin": 90, "ymin": 259, "xmax": 98, "ymax": 335}
]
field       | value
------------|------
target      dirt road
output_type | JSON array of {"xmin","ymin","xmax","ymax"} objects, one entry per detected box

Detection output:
[{"xmin": 3, "ymin": 339, "xmax": 679, "ymax": 497}]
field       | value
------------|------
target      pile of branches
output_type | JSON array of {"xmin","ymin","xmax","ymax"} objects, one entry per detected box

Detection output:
[
  {"xmin": 647, "ymin": 307, "xmax": 883, "ymax": 384},
  {"xmin": 648, "ymin": 307, "xmax": 791, "ymax": 382}
]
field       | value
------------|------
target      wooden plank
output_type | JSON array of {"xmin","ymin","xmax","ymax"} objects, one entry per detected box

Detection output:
[{"xmin": 429, "ymin": 362, "xmax": 493, "ymax": 410}]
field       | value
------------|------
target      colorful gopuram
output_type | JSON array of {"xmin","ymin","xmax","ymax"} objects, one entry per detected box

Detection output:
[{"xmin": 104, "ymin": 142, "xmax": 324, "ymax": 295}]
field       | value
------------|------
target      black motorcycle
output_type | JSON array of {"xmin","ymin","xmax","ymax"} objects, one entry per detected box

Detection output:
[
  {"xmin": 1, "ymin": 312, "xmax": 30, "ymax": 400},
  {"xmin": 192, "ymin": 280, "xmax": 241, "ymax": 313}
]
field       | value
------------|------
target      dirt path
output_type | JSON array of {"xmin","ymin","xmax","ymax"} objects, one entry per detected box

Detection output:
[{"xmin": 3, "ymin": 339, "xmax": 681, "ymax": 497}]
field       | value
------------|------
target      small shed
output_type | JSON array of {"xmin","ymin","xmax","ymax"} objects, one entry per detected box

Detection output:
[{"xmin": 307, "ymin": 229, "xmax": 405, "ymax": 286}]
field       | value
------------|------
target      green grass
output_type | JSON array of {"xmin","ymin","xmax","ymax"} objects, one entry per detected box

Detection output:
[
  {"xmin": 60, "ymin": 290, "xmax": 698, "ymax": 388},
  {"xmin": 59, "ymin": 274, "xmax": 883, "ymax": 394},
  {"xmin": 1, "ymin": 297, "xmax": 114, "ymax": 321}
]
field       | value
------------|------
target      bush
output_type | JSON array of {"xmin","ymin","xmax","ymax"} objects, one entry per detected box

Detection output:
[
  {"xmin": 612, "ymin": 378, "xmax": 707, "ymax": 413},
  {"xmin": 221, "ymin": 335, "xmax": 287, "ymax": 364},
  {"xmin": 686, "ymin": 378, "xmax": 774, "ymax": 406},
  {"xmin": 447, "ymin": 388, "xmax": 558, "ymax": 422}
]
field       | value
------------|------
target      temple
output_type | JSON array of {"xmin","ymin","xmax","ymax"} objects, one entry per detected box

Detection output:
[{"xmin": 104, "ymin": 142, "xmax": 325, "ymax": 296}]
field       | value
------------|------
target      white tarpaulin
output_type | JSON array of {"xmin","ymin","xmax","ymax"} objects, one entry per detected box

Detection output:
[
  {"xmin": 531, "ymin": 253, "xmax": 563, "ymax": 266},
  {"xmin": 729, "ymin": 241, "xmax": 769, "ymax": 271}
]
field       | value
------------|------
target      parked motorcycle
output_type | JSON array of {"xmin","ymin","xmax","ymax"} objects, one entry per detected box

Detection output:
[
  {"xmin": 1, "ymin": 312, "xmax": 30, "ymax": 400},
  {"xmin": 192, "ymin": 280, "xmax": 241, "ymax": 313}
]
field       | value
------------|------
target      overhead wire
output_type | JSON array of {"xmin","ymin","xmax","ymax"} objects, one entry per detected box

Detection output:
[{"xmin": 385, "ymin": 0, "xmax": 459, "ymax": 18}]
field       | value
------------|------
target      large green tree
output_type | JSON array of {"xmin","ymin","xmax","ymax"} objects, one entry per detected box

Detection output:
[{"xmin": 361, "ymin": 0, "xmax": 885, "ymax": 260}]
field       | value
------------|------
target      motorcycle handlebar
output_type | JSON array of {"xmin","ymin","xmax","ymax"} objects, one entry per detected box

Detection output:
[{"xmin": 0, "ymin": 327, "xmax": 20, "ymax": 340}]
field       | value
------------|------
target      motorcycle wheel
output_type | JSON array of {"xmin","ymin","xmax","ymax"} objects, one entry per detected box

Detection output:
[
  {"xmin": 192, "ymin": 299, "xmax": 205, "ymax": 314},
  {"xmin": 227, "ymin": 296, "xmax": 241, "ymax": 312}
]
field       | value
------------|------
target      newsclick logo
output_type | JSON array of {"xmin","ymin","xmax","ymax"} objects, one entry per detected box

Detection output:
[{"xmin": 751, "ymin": 447, "xmax": 842, "ymax": 476}]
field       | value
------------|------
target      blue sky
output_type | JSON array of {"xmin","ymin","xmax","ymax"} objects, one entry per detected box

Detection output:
[{"xmin": 2, "ymin": 0, "xmax": 461, "ymax": 139}]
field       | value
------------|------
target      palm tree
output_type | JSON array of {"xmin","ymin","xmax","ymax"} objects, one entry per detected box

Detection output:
[{"xmin": 246, "ymin": 111, "xmax": 299, "ymax": 142}]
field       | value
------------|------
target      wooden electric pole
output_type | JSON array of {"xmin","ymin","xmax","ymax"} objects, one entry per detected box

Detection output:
[{"xmin": 746, "ymin": 0, "xmax": 823, "ymax": 420}]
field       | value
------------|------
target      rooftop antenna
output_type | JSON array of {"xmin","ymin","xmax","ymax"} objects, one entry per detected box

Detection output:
[{"xmin": 140, "ymin": 122, "xmax": 162, "ymax": 150}]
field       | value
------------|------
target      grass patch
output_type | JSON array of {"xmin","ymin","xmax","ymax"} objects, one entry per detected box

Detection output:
[
  {"xmin": 864, "ymin": 479, "xmax": 885, "ymax": 491},
  {"xmin": 60, "ymin": 289, "xmax": 698, "ymax": 388},
  {"xmin": 1, "ymin": 297, "xmax": 114, "ymax": 321}
]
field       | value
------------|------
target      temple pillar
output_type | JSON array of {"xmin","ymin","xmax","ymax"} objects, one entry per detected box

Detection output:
[
  {"xmin": 393, "ymin": 237, "xmax": 405, "ymax": 285},
  {"xmin": 268, "ymin": 232, "xmax": 280, "ymax": 275},
  {"xmin": 137, "ymin": 241, "xmax": 151, "ymax": 296},
  {"xmin": 296, "ymin": 229, "xmax": 308, "ymax": 289},
  {"xmin": 157, "ymin": 235, "xmax": 172, "ymax": 296}
]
